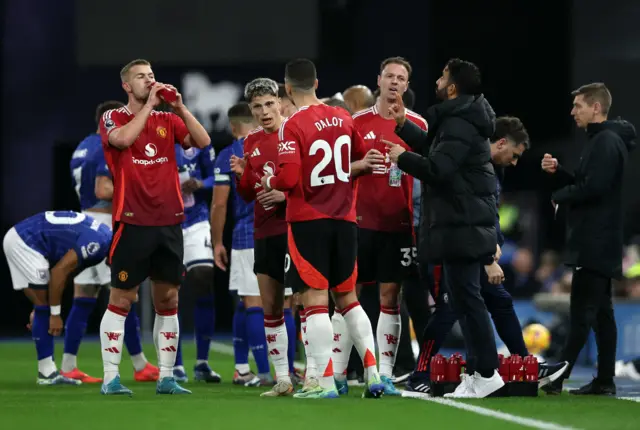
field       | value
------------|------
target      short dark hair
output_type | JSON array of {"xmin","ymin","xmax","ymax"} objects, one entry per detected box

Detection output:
[
  {"xmin": 380, "ymin": 56, "xmax": 412, "ymax": 79},
  {"xmin": 284, "ymin": 58, "xmax": 317, "ymax": 92},
  {"xmin": 95, "ymin": 100, "xmax": 125, "ymax": 126},
  {"xmin": 402, "ymin": 88, "xmax": 415, "ymax": 110},
  {"xmin": 571, "ymin": 82, "xmax": 612, "ymax": 115},
  {"xmin": 244, "ymin": 78, "xmax": 278, "ymax": 102},
  {"xmin": 325, "ymin": 98, "xmax": 351, "ymax": 114},
  {"xmin": 492, "ymin": 116, "xmax": 530, "ymax": 149},
  {"xmin": 446, "ymin": 58, "xmax": 481, "ymax": 96},
  {"xmin": 227, "ymin": 102, "xmax": 253, "ymax": 123},
  {"xmin": 278, "ymin": 83, "xmax": 290, "ymax": 100},
  {"xmin": 120, "ymin": 59, "xmax": 151, "ymax": 81}
]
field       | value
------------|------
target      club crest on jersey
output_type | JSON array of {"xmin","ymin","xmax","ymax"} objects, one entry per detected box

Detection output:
[
  {"xmin": 118, "ymin": 271, "xmax": 128, "ymax": 282},
  {"xmin": 156, "ymin": 126, "xmax": 167, "ymax": 138},
  {"xmin": 183, "ymin": 147, "xmax": 197, "ymax": 159}
]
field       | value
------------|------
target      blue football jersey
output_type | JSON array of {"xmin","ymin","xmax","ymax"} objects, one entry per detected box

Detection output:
[
  {"xmin": 214, "ymin": 139, "xmax": 254, "ymax": 250},
  {"xmin": 13, "ymin": 211, "xmax": 112, "ymax": 268},
  {"xmin": 70, "ymin": 133, "xmax": 111, "ymax": 210},
  {"xmin": 175, "ymin": 145, "xmax": 216, "ymax": 229}
]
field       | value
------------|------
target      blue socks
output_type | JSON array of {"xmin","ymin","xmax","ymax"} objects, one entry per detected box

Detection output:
[
  {"xmin": 63, "ymin": 297, "xmax": 97, "ymax": 356},
  {"xmin": 124, "ymin": 304, "xmax": 143, "ymax": 357},
  {"xmin": 195, "ymin": 295, "xmax": 215, "ymax": 362},
  {"xmin": 33, "ymin": 305, "xmax": 54, "ymax": 361},
  {"xmin": 284, "ymin": 308, "xmax": 297, "ymax": 373},
  {"xmin": 246, "ymin": 306, "xmax": 270, "ymax": 374},
  {"xmin": 233, "ymin": 301, "xmax": 250, "ymax": 369}
]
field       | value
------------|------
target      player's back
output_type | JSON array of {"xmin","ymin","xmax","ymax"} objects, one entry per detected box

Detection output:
[
  {"xmin": 14, "ymin": 211, "xmax": 111, "ymax": 266},
  {"xmin": 71, "ymin": 134, "xmax": 103, "ymax": 210},
  {"xmin": 279, "ymin": 104, "xmax": 365, "ymax": 223}
]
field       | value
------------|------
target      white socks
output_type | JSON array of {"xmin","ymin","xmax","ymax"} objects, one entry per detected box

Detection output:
[
  {"xmin": 154, "ymin": 309, "xmax": 180, "ymax": 380},
  {"xmin": 131, "ymin": 353, "xmax": 148, "ymax": 372},
  {"xmin": 300, "ymin": 309, "xmax": 317, "ymax": 379},
  {"xmin": 264, "ymin": 314, "xmax": 291, "ymax": 384},
  {"xmin": 38, "ymin": 356, "xmax": 57, "ymax": 377},
  {"xmin": 377, "ymin": 306, "xmax": 401, "ymax": 378},
  {"xmin": 342, "ymin": 302, "xmax": 379, "ymax": 379},
  {"xmin": 61, "ymin": 353, "xmax": 77, "ymax": 373},
  {"xmin": 100, "ymin": 305, "xmax": 127, "ymax": 384},
  {"xmin": 331, "ymin": 310, "xmax": 353, "ymax": 381},
  {"xmin": 304, "ymin": 306, "xmax": 334, "ymax": 390}
]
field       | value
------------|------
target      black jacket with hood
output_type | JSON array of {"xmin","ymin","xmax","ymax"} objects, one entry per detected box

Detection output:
[
  {"xmin": 395, "ymin": 94, "xmax": 497, "ymax": 265},
  {"xmin": 550, "ymin": 119, "xmax": 637, "ymax": 279}
]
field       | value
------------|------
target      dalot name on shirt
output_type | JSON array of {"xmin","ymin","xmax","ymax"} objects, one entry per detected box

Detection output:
[{"xmin": 315, "ymin": 117, "xmax": 344, "ymax": 131}]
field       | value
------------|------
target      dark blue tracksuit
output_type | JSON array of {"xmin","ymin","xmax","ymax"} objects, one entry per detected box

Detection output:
[{"xmin": 412, "ymin": 165, "xmax": 528, "ymax": 378}]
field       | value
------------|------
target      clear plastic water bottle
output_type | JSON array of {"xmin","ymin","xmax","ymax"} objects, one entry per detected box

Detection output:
[
  {"xmin": 178, "ymin": 168, "xmax": 195, "ymax": 208},
  {"xmin": 388, "ymin": 162, "xmax": 402, "ymax": 187}
]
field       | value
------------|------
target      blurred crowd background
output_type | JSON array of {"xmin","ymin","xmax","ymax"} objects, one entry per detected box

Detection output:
[{"xmin": 2, "ymin": 0, "xmax": 640, "ymax": 365}]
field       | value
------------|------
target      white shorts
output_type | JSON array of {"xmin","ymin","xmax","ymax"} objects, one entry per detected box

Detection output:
[
  {"xmin": 183, "ymin": 221, "xmax": 214, "ymax": 269},
  {"xmin": 74, "ymin": 211, "xmax": 112, "ymax": 286},
  {"xmin": 3, "ymin": 227, "xmax": 50, "ymax": 291},
  {"xmin": 230, "ymin": 248, "xmax": 293, "ymax": 297}
]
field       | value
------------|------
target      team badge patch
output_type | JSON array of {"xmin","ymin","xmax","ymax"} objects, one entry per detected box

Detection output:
[
  {"xmin": 118, "ymin": 271, "xmax": 128, "ymax": 282},
  {"xmin": 156, "ymin": 126, "xmax": 167, "ymax": 138}
]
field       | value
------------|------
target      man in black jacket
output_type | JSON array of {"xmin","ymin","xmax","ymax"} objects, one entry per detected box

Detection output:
[
  {"xmin": 541, "ymin": 83, "xmax": 636, "ymax": 395},
  {"xmin": 385, "ymin": 59, "xmax": 504, "ymax": 398}
]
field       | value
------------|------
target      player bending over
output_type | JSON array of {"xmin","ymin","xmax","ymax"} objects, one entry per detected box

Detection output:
[
  {"xmin": 3, "ymin": 211, "xmax": 112, "ymax": 386},
  {"xmin": 261, "ymin": 58, "xmax": 385, "ymax": 399},
  {"xmin": 230, "ymin": 77, "xmax": 301, "ymax": 396},
  {"xmin": 171, "ymin": 142, "xmax": 221, "ymax": 383},
  {"xmin": 98, "ymin": 59, "xmax": 210, "ymax": 396},
  {"xmin": 68, "ymin": 100, "xmax": 159, "ymax": 383},
  {"xmin": 212, "ymin": 103, "xmax": 272, "ymax": 386}
]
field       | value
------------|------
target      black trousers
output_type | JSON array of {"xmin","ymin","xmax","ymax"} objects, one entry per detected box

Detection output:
[
  {"xmin": 443, "ymin": 261, "xmax": 499, "ymax": 375},
  {"xmin": 561, "ymin": 268, "xmax": 617, "ymax": 381}
]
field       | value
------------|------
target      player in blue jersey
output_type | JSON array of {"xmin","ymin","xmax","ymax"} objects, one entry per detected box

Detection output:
[
  {"xmin": 68, "ymin": 101, "xmax": 159, "ymax": 384},
  {"xmin": 171, "ymin": 143, "xmax": 222, "ymax": 383},
  {"xmin": 3, "ymin": 211, "xmax": 112, "ymax": 385},
  {"xmin": 211, "ymin": 103, "xmax": 271, "ymax": 386}
]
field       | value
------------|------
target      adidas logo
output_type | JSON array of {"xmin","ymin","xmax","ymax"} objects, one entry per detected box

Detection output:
[
  {"xmin": 251, "ymin": 148, "xmax": 260, "ymax": 157},
  {"xmin": 364, "ymin": 131, "xmax": 376, "ymax": 140}
]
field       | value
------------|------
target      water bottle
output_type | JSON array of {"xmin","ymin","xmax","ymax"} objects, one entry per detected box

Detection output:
[
  {"xmin": 388, "ymin": 162, "xmax": 402, "ymax": 187},
  {"xmin": 178, "ymin": 168, "xmax": 195, "ymax": 208}
]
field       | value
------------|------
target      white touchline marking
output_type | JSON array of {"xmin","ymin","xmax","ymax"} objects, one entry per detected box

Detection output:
[
  {"xmin": 618, "ymin": 397, "xmax": 640, "ymax": 403},
  {"xmin": 415, "ymin": 396, "xmax": 578, "ymax": 430}
]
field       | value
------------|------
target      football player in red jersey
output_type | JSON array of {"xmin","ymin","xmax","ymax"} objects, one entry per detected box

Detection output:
[
  {"xmin": 330, "ymin": 57, "xmax": 428, "ymax": 396},
  {"xmin": 229, "ymin": 77, "xmax": 299, "ymax": 396},
  {"xmin": 260, "ymin": 59, "xmax": 386, "ymax": 399},
  {"xmin": 98, "ymin": 59, "xmax": 211, "ymax": 396}
]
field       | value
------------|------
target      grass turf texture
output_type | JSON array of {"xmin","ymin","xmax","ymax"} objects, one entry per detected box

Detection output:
[{"xmin": 0, "ymin": 341, "xmax": 637, "ymax": 429}]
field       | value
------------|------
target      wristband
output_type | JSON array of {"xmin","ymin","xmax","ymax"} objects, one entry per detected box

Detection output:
[{"xmin": 50, "ymin": 305, "xmax": 61, "ymax": 316}]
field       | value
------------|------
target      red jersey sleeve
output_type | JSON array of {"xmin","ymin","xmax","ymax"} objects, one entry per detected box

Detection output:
[
  {"xmin": 99, "ymin": 109, "xmax": 125, "ymax": 144},
  {"xmin": 352, "ymin": 127, "xmax": 368, "ymax": 161},
  {"xmin": 236, "ymin": 157, "xmax": 257, "ymax": 202},
  {"xmin": 277, "ymin": 120, "xmax": 302, "ymax": 167},
  {"xmin": 170, "ymin": 113, "xmax": 190, "ymax": 148}
]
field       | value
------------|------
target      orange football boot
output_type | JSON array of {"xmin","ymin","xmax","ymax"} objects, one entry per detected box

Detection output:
[
  {"xmin": 60, "ymin": 368, "xmax": 103, "ymax": 383},
  {"xmin": 134, "ymin": 363, "xmax": 160, "ymax": 382}
]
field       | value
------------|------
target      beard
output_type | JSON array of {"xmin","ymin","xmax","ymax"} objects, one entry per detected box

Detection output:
[{"xmin": 435, "ymin": 86, "xmax": 448, "ymax": 101}]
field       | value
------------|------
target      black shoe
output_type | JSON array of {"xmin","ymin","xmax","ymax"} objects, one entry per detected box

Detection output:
[
  {"xmin": 569, "ymin": 378, "xmax": 616, "ymax": 396},
  {"xmin": 403, "ymin": 375, "xmax": 431, "ymax": 398},
  {"xmin": 541, "ymin": 379, "xmax": 563, "ymax": 395},
  {"xmin": 392, "ymin": 368, "xmax": 412, "ymax": 384},
  {"xmin": 538, "ymin": 361, "xmax": 569, "ymax": 388}
]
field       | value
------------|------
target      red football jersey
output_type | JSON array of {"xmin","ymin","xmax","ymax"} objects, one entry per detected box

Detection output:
[
  {"xmin": 238, "ymin": 127, "xmax": 287, "ymax": 239},
  {"xmin": 99, "ymin": 106, "xmax": 190, "ymax": 226},
  {"xmin": 353, "ymin": 104, "xmax": 428, "ymax": 232},
  {"xmin": 277, "ymin": 104, "xmax": 367, "ymax": 223}
]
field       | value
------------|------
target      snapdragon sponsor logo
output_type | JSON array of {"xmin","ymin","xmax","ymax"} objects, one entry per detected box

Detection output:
[{"xmin": 133, "ymin": 157, "xmax": 169, "ymax": 166}]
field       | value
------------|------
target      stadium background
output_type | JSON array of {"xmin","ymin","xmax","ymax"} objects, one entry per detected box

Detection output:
[{"xmin": 2, "ymin": 0, "xmax": 640, "ymax": 365}]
